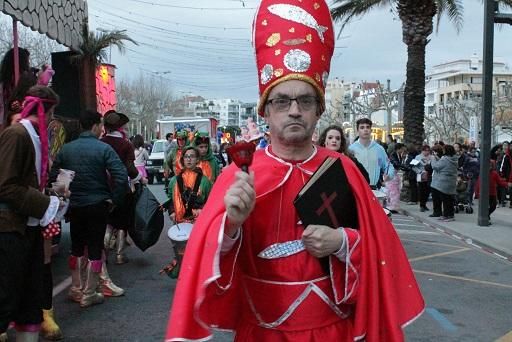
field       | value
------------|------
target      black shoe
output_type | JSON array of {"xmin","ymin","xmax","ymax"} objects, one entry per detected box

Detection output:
[
  {"xmin": 423, "ymin": 206, "xmax": 430, "ymax": 211},
  {"xmin": 390, "ymin": 209, "xmax": 399, "ymax": 214},
  {"xmin": 429, "ymin": 214, "xmax": 441, "ymax": 218},
  {"xmin": 420, "ymin": 207, "xmax": 426, "ymax": 212}
]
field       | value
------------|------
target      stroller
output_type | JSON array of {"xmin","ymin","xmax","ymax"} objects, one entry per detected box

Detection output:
[{"xmin": 454, "ymin": 175, "xmax": 474, "ymax": 214}]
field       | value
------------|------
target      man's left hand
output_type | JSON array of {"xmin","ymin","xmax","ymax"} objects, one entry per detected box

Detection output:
[{"xmin": 302, "ymin": 225, "xmax": 343, "ymax": 258}]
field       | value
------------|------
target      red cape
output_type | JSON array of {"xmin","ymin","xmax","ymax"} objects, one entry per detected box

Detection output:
[{"xmin": 166, "ymin": 147, "xmax": 424, "ymax": 341}]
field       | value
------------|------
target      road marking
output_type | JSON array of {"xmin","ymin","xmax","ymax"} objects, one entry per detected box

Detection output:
[
  {"xmin": 414, "ymin": 270, "xmax": 512, "ymax": 289},
  {"xmin": 400, "ymin": 238, "xmax": 461, "ymax": 249},
  {"xmin": 496, "ymin": 330, "xmax": 512, "ymax": 341},
  {"xmin": 426, "ymin": 307, "xmax": 458, "ymax": 332},
  {"xmin": 53, "ymin": 276, "xmax": 72, "ymax": 297},
  {"xmin": 395, "ymin": 229, "xmax": 439, "ymax": 235},
  {"xmin": 393, "ymin": 223, "xmax": 426, "ymax": 228},
  {"xmin": 409, "ymin": 248, "xmax": 471, "ymax": 262},
  {"xmin": 392, "ymin": 218, "xmax": 415, "ymax": 222}
]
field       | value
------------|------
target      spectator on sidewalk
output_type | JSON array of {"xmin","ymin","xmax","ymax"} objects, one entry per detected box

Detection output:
[
  {"xmin": 404, "ymin": 143, "xmax": 420, "ymax": 205},
  {"xmin": 318, "ymin": 125, "xmax": 370, "ymax": 184},
  {"xmin": 349, "ymin": 118, "xmax": 394, "ymax": 189},
  {"xmin": 498, "ymin": 141, "xmax": 511, "ymax": 208},
  {"xmin": 475, "ymin": 160, "xmax": 509, "ymax": 223},
  {"xmin": 462, "ymin": 147, "xmax": 480, "ymax": 206},
  {"xmin": 413, "ymin": 145, "xmax": 435, "ymax": 212},
  {"xmin": 430, "ymin": 145, "xmax": 458, "ymax": 222},
  {"xmin": 454, "ymin": 143, "xmax": 466, "ymax": 171},
  {"xmin": 388, "ymin": 143, "xmax": 407, "ymax": 212}
]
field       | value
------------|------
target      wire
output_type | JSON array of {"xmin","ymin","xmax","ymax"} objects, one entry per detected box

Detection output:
[
  {"xmin": 119, "ymin": 0, "xmax": 256, "ymax": 10},
  {"xmin": 93, "ymin": 0, "xmax": 251, "ymax": 30},
  {"xmin": 89, "ymin": 8, "xmax": 251, "ymax": 43}
]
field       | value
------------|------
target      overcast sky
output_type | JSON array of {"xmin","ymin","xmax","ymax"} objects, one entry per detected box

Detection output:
[{"xmin": 87, "ymin": 0, "xmax": 512, "ymax": 102}]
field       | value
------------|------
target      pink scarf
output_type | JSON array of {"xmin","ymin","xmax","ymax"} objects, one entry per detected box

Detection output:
[{"xmin": 20, "ymin": 96, "xmax": 55, "ymax": 191}]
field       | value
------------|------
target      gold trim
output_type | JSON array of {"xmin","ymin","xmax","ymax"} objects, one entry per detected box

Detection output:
[{"xmin": 258, "ymin": 73, "xmax": 325, "ymax": 116}]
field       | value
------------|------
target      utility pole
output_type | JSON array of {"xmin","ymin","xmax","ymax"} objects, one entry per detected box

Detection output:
[
  {"xmin": 478, "ymin": 0, "xmax": 512, "ymax": 226},
  {"xmin": 386, "ymin": 79, "xmax": 392, "ymax": 138}
]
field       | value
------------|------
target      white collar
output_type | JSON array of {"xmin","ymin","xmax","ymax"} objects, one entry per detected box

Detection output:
[{"xmin": 106, "ymin": 131, "xmax": 123, "ymax": 138}]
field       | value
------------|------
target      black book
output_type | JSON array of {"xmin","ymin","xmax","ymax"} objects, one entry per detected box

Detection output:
[{"xmin": 294, "ymin": 156, "xmax": 359, "ymax": 230}]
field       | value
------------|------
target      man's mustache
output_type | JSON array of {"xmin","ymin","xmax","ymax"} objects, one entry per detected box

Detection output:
[{"xmin": 284, "ymin": 120, "xmax": 306, "ymax": 127}]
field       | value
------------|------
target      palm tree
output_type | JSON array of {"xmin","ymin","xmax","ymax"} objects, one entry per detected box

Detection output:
[
  {"xmin": 75, "ymin": 25, "xmax": 137, "ymax": 111},
  {"xmin": 330, "ymin": 1, "xmax": 512, "ymax": 146}
]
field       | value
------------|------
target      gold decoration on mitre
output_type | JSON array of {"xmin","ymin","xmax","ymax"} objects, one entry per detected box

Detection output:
[
  {"xmin": 289, "ymin": 27, "xmax": 295, "ymax": 33},
  {"xmin": 262, "ymin": 19, "xmax": 268, "ymax": 26},
  {"xmin": 315, "ymin": 73, "xmax": 321, "ymax": 82},
  {"xmin": 266, "ymin": 33, "xmax": 281, "ymax": 47},
  {"xmin": 275, "ymin": 49, "xmax": 281, "ymax": 56},
  {"xmin": 314, "ymin": 3, "xmax": 320, "ymax": 10},
  {"xmin": 306, "ymin": 34, "xmax": 313, "ymax": 43},
  {"xmin": 321, "ymin": 55, "xmax": 326, "ymax": 61},
  {"xmin": 283, "ymin": 38, "xmax": 306, "ymax": 46},
  {"xmin": 274, "ymin": 69, "xmax": 284, "ymax": 77}
]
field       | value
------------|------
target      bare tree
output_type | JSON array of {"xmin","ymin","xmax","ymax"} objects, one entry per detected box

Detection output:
[
  {"xmin": 0, "ymin": 18, "xmax": 64, "ymax": 67},
  {"xmin": 425, "ymin": 91, "xmax": 512, "ymax": 145},
  {"xmin": 117, "ymin": 73, "xmax": 174, "ymax": 140}
]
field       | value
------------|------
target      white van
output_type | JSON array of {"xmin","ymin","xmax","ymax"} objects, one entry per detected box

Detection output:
[{"xmin": 146, "ymin": 139, "xmax": 167, "ymax": 184}]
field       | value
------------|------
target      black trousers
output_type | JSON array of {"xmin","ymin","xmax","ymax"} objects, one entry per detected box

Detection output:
[
  {"xmin": 69, "ymin": 202, "xmax": 109, "ymax": 261},
  {"xmin": 432, "ymin": 188, "xmax": 454, "ymax": 217},
  {"xmin": 409, "ymin": 177, "xmax": 418, "ymax": 202},
  {"xmin": 0, "ymin": 229, "xmax": 44, "ymax": 333},
  {"xmin": 418, "ymin": 181, "xmax": 431, "ymax": 208},
  {"xmin": 489, "ymin": 196, "xmax": 498, "ymax": 218}
]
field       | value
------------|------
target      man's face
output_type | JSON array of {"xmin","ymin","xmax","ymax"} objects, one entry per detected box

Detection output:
[
  {"xmin": 197, "ymin": 143, "xmax": 209, "ymax": 156},
  {"xmin": 454, "ymin": 144, "xmax": 460, "ymax": 153},
  {"xmin": 265, "ymin": 80, "xmax": 319, "ymax": 145},
  {"xmin": 183, "ymin": 150, "xmax": 198, "ymax": 169},
  {"xmin": 422, "ymin": 149, "xmax": 430, "ymax": 157},
  {"xmin": 357, "ymin": 123, "xmax": 372, "ymax": 140}
]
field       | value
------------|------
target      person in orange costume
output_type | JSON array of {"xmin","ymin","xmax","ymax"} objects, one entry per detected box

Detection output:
[{"xmin": 165, "ymin": 0, "xmax": 424, "ymax": 341}]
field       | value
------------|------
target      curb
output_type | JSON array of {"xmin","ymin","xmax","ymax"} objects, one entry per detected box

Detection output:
[{"xmin": 400, "ymin": 209, "xmax": 512, "ymax": 263}]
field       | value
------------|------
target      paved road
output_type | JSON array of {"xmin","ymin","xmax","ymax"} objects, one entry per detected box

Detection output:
[{"xmin": 40, "ymin": 185, "xmax": 512, "ymax": 341}]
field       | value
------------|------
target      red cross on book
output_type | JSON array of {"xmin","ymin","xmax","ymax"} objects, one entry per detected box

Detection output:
[{"xmin": 294, "ymin": 157, "xmax": 359, "ymax": 230}]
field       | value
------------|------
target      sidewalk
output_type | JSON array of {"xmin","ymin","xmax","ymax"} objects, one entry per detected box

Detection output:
[{"xmin": 400, "ymin": 200, "xmax": 512, "ymax": 262}]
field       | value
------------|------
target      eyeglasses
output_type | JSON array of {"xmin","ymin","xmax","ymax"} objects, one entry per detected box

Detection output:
[
  {"xmin": 267, "ymin": 95, "xmax": 318, "ymax": 112},
  {"xmin": 183, "ymin": 155, "xmax": 197, "ymax": 160}
]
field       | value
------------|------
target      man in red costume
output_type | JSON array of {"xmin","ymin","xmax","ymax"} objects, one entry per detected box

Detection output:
[{"xmin": 165, "ymin": 0, "xmax": 424, "ymax": 341}]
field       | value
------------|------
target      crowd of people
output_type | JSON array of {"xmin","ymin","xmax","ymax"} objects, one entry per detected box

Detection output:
[
  {"xmin": 0, "ymin": 46, "xmax": 152, "ymax": 341},
  {"xmin": 333, "ymin": 125, "xmax": 512, "ymax": 223}
]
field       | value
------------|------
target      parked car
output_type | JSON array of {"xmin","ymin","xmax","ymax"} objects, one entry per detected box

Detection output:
[{"xmin": 146, "ymin": 139, "xmax": 166, "ymax": 184}]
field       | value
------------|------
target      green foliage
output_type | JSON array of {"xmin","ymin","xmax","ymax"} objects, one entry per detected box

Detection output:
[{"xmin": 75, "ymin": 24, "xmax": 137, "ymax": 65}]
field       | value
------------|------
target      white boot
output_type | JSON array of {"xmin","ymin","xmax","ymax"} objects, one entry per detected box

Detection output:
[
  {"xmin": 115, "ymin": 230, "xmax": 129, "ymax": 264},
  {"xmin": 80, "ymin": 261, "xmax": 104, "ymax": 308},
  {"xmin": 98, "ymin": 261, "xmax": 125, "ymax": 297},
  {"xmin": 104, "ymin": 225, "xmax": 115, "ymax": 250},
  {"xmin": 67, "ymin": 255, "xmax": 83, "ymax": 303}
]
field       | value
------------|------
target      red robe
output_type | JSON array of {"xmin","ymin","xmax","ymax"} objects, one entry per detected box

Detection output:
[{"xmin": 166, "ymin": 146, "xmax": 424, "ymax": 341}]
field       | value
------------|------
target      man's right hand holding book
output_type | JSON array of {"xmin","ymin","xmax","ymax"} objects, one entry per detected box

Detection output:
[{"xmin": 302, "ymin": 225, "xmax": 344, "ymax": 258}]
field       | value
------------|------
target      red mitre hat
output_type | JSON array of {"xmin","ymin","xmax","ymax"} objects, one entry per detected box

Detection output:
[{"xmin": 253, "ymin": 0, "xmax": 335, "ymax": 116}]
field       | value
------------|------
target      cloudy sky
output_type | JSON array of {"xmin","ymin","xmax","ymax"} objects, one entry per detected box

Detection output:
[{"xmin": 86, "ymin": 0, "xmax": 512, "ymax": 102}]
